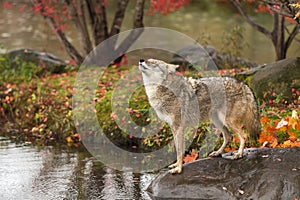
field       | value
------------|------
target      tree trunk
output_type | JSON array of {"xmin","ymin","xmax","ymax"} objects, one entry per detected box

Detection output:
[
  {"xmin": 65, "ymin": 0, "xmax": 93, "ymax": 56},
  {"xmin": 272, "ymin": 13, "xmax": 286, "ymax": 60},
  {"xmin": 86, "ymin": 0, "xmax": 109, "ymax": 46},
  {"xmin": 112, "ymin": 0, "xmax": 145, "ymax": 65},
  {"xmin": 231, "ymin": 0, "xmax": 300, "ymax": 62}
]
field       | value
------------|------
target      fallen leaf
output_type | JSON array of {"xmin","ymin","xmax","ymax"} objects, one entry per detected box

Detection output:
[
  {"xmin": 66, "ymin": 136, "xmax": 73, "ymax": 143},
  {"xmin": 288, "ymin": 132, "xmax": 297, "ymax": 142},
  {"xmin": 288, "ymin": 110, "xmax": 299, "ymax": 129},
  {"xmin": 271, "ymin": 139, "xmax": 278, "ymax": 148},
  {"xmin": 183, "ymin": 149, "xmax": 198, "ymax": 164},
  {"xmin": 276, "ymin": 119, "xmax": 288, "ymax": 129}
]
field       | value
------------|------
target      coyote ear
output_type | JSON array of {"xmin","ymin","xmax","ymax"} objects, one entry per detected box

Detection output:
[{"xmin": 167, "ymin": 64, "xmax": 179, "ymax": 73}]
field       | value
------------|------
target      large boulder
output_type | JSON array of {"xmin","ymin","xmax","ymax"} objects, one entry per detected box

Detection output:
[
  {"xmin": 170, "ymin": 45, "xmax": 257, "ymax": 70},
  {"xmin": 147, "ymin": 148, "xmax": 300, "ymax": 200},
  {"xmin": 6, "ymin": 48, "xmax": 67, "ymax": 73},
  {"xmin": 237, "ymin": 57, "xmax": 300, "ymax": 100}
]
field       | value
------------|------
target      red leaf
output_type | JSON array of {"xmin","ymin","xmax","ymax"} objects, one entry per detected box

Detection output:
[
  {"xmin": 60, "ymin": 24, "xmax": 66, "ymax": 31},
  {"xmin": 4, "ymin": 2, "xmax": 13, "ymax": 9},
  {"xmin": 19, "ymin": 4, "xmax": 26, "ymax": 12},
  {"xmin": 69, "ymin": 59, "xmax": 76, "ymax": 66},
  {"xmin": 33, "ymin": 3, "xmax": 42, "ymax": 14}
]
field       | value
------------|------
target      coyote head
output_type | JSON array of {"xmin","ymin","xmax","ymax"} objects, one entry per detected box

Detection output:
[{"xmin": 139, "ymin": 59, "xmax": 179, "ymax": 84}]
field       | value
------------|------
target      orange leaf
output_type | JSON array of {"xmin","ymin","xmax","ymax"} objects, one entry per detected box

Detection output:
[
  {"xmin": 293, "ymin": 140, "xmax": 300, "ymax": 147},
  {"xmin": 183, "ymin": 149, "xmax": 198, "ymax": 164},
  {"xmin": 288, "ymin": 131, "xmax": 297, "ymax": 142},
  {"xmin": 260, "ymin": 115, "xmax": 270, "ymax": 123},
  {"xmin": 259, "ymin": 131, "xmax": 268, "ymax": 144},
  {"xmin": 271, "ymin": 138, "xmax": 278, "ymax": 148},
  {"xmin": 225, "ymin": 147, "xmax": 236, "ymax": 153}
]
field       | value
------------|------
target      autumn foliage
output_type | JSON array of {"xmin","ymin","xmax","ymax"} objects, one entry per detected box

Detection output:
[
  {"xmin": 259, "ymin": 110, "xmax": 300, "ymax": 148},
  {"xmin": 147, "ymin": 0, "xmax": 188, "ymax": 15}
]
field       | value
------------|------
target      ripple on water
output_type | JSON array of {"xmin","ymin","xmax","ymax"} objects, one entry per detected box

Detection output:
[{"xmin": 0, "ymin": 136, "xmax": 156, "ymax": 200}]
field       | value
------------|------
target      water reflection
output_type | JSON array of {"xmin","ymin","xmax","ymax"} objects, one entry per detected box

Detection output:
[{"xmin": 0, "ymin": 136, "xmax": 155, "ymax": 199}]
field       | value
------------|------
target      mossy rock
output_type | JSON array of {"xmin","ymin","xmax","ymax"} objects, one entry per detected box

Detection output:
[
  {"xmin": 6, "ymin": 48, "xmax": 67, "ymax": 73},
  {"xmin": 170, "ymin": 45, "xmax": 257, "ymax": 70},
  {"xmin": 236, "ymin": 57, "xmax": 300, "ymax": 101}
]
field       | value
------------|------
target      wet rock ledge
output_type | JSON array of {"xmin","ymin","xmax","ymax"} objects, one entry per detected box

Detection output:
[{"xmin": 147, "ymin": 148, "xmax": 300, "ymax": 200}]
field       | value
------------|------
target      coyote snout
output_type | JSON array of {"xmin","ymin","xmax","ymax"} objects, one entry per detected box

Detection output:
[{"xmin": 139, "ymin": 58, "xmax": 261, "ymax": 174}]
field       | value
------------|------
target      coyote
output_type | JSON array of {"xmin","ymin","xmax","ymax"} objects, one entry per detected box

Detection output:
[{"xmin": 139, "ymin": 58, "xmax": 261, "ymax": 174}]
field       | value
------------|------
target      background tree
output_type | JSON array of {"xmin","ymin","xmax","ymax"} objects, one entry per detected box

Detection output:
[
  {"xmin": 8, "ymin": 0, "xmax": 186, "ymax": 64},
  {"xmin": 230, "ymin": 0, "xmax": 300, "ymax": 61},
  {"xmin": 30, "ymin": 0, "xmax": 145, "ymax": 64}
]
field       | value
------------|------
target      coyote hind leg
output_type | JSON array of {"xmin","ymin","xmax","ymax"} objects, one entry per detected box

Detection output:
[
  {"xmin": 209, "ymin": 125, "xmax": 232, "ymax": 157},
  {"xmin": 229, "ymin": 123, "xmax": 247, "ymax": 159}
]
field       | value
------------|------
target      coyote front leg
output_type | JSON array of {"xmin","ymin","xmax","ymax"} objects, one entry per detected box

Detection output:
[{"xmin": 169, "ymin": 127, "xmax": 185, "ymax": 174}]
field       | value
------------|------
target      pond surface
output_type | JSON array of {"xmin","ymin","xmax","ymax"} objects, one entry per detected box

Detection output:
[
  {"xmin": 0, "ymin": 1, "xmax": 299, "ymax": 64},
  {"xmin": 0, "ymin": 136, "xmax": 156, "ymax": 200}
]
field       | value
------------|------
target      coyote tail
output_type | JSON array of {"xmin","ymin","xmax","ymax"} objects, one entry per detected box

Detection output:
[{"xmin": 245, "ymin": 99, "xmax": 261, "ymax": 141}]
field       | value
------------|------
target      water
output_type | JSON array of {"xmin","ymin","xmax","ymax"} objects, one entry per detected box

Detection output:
[
  {"xmin": 0, "ymin": 1, "xmax": 299, "ymax": 64},
  {"xmin": 0, "ymin": 136, "xmax": 156, "ymax": 200}
]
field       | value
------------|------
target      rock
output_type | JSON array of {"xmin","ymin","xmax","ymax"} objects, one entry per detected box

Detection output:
[
  {"xmin": 237, "ymin": 57, "xmax": 300, "ymax": 100},
  {"xmin": 170, "ymin": 45, "xmax": 257, "ymax": 70},
  {"xmin": 6, "ymin": 48, "xmax": 67, "ymax": 73},
  {"xmin": 147, "ymin": 148, "xmax": 300, "ymax": 200}
]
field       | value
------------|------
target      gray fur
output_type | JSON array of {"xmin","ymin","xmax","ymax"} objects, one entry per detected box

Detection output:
[{"xmin": 139, "ymin": 59, "xmax": 261, "ymax": 173}]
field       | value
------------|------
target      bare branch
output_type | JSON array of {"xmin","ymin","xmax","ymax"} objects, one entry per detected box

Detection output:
[
  {"xmin": 294, "ymin": 37, "xmax": 300, "ymax": 43},
  {"xmin": 110, "ymin": 0, "xmax": 130, "ymax": 37},
  {"xmin": 48, "ymin": 18, "xmax": 83, "ymax": 63},
  {"xmin": 285, "ymin": 23, "xmax": 300, "ymax": 49},
  {"xmin": 230, "ymin": 0, "xmax": 272, "ymax": 38}
]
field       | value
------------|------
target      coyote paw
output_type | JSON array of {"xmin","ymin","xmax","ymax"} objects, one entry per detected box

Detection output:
[
  {"xmin": 232, "ymin": 152, "xmax": 243, "ymax": 159},
  {"xmin": 209, "ymin": 151, "xmax": 222, "ymax": 157},
  {"xmin": 169, "ymin": 166, "xmax": 182, "ymax": 174},
  {"xmin": 168, "ymin": 162, "xmax": 177, "ymax": 169}
]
